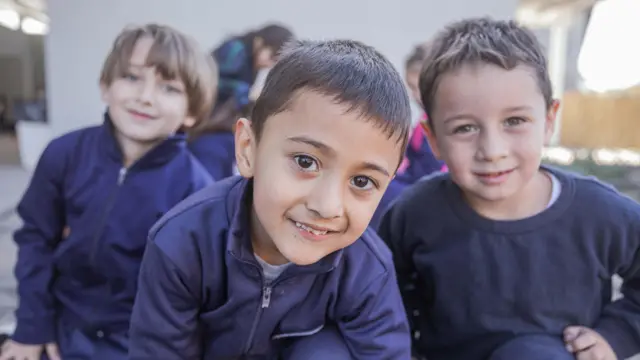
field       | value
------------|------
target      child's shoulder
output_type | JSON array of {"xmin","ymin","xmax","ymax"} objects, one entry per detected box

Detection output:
[
  {"xmin": 338, "ymin": 227, "xmax": 396, "ymax": 280},
  {"xmin": 387, "ymin": 171, "xmax": 451, "ymax": 219},
  {"xmin": 557, "ymin": 167, "xmax": 640, "ymax": 221},
  {"xmin": 36, "ymin": 125, "xmax": 102, "ymax": 174},
  {"xmin": 150, "ymin": 176, "xmax": 244, "ymax": 237},
  {"xmin": 46, "ymin": 125, "xmax": 101, "ymax": 154}
]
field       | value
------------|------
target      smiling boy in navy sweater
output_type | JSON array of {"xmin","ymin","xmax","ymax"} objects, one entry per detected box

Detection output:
[
  {"xmin": 379, "ymin": 18, "xmax": 640, "ymax": 360},
  {"xmin": 129, "ymin": 39, "xmax": 413, "ymax": 359},
  {"xmin": 1, "ymin": 24, "xmax": 216, "ymax": 360}
]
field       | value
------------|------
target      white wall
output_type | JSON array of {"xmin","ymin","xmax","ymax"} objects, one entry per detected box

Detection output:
[{"xmin": 45, "ymin": 0, "xmax": 518, "ymax": 136}]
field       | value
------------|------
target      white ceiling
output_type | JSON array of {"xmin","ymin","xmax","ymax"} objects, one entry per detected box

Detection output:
[
  {"xmin": 520, "ymin": 0, "xmax": 596, "ymax": 13},
  {"xmin": 0, "ymin": 0, "xmax": 46, "ymax": 14},
  {"xmin": 15, "ymin": 0, "xmax": 46, "ymax": 12},
  {"xmin": 517, "ymin": 0, "xmax": 596, "ymax": 27}
]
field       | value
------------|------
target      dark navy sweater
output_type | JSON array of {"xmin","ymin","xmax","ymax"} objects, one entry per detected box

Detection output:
[
  {"xmin": 12, "ymin": 117, "xmax": 212, "ymax": 344},
  {"xmin": 188, "ymin": 131, "xmax": 236, "ymax": 180},
  {"xmin": 379, "ymin": 168, "xmax": 640, "ymax": 360},
  {"xmin": 129, "ymin": 176, "xmax": 411, "ymax": 359}
]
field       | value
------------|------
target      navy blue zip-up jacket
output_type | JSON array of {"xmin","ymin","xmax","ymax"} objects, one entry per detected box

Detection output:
[
  {"xmin": 12, "ymin": 117, "xmax": 213, "ymax": 345},
  {"xmin": 129, "ymin": 176, "xmax": 411, "ymax": 359},
  {"xmin": 188, "ymin": 131, "xmax": 236, "ymax": 180}
]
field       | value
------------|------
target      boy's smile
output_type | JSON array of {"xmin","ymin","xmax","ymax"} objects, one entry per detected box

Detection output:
[
  {"xmin": 127, "ymin": 109, "xmax": 158, "ymax": 121},
  {"xmin": 426, "ymin": 63, "xmax": 559, "ymax": 220},
  {"xmin": 236, "ymin": 91, "xmax": 404, "ymax": 265},
  {"xmin": 101, "ymin": 36, "xmax": 195, "ymax": 152},
  {"xmin": 473, "ymin": 168, "xmax": 516, "ymax": 186}
]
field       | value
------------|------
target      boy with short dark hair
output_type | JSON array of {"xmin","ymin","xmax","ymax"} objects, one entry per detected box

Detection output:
[
  {"xmin": 1, "ymin": 23, "xmax": 216, "ymax": 360},
  {"xmin": 379, "ymin": 18, "xmax": 640, "ymax": 360},
  {"xmin": 129, "ymin": 39, "xmax": 413, "ymax": 359}
]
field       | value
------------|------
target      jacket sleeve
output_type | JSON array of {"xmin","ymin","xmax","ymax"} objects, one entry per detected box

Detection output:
[
  {"xmin": 595, "ymin": 218, "xmax": 640, "ymax": 359},
  {"xmin": 129, "ymin": 231, "xmax": 202, "ymax": 360},
  {"xmin": 378, "ymin": 202, "xmax": 422, "ymax": 357},
  {"xmin": 215, "ymin": 40, "xmax": 249, "ymax": 77},
  {"xmin": 336, "ymin": 267, "xmax": 412, "ymax": 359},
  {"xmin": 12, "ymin": 140, "xmax": 66, "ymax": 344}
]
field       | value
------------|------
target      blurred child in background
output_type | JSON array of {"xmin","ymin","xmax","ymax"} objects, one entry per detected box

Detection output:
[
  {"xmin": 189, "ymin": 24, "xmax": 294, "ymax": 180},
  {"xmin": 1, "ymin": 23, "xmax": 216, "ymax": 360}
]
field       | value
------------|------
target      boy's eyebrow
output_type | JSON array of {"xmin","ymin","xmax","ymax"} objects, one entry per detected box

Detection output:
[
  {"xmin": 287, "ymin": 136, "xmax": 391, "ymax": 177},
  {"xmin": 444, "ymin": 114, "xmax": 476, "ymax": 124},
  {"xmin": 444, "ymin": 105, "xmax": 534, "ymax": 124},
  {"xmin": 359, "ymin": 162, "xmax": 391, "ymax": 178},
  {"xmin": 288, "ymin": 136, "xmax": 335, "ymax": 156},
  {"xmin": 504, "ymin": 105, "xmax": 533, "ymax": 113}
]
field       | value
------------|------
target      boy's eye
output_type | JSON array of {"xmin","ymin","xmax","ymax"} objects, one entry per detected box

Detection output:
[
  {"xmin": 505, "ymin": 116, "xmax": 526, "ymax": 127},
  {"xmin": 453, "ymin": 124, "xmax": 477, "ymax": 134},
  {"xmin": 294, "ymin": 155, "xmax": 318, "ymax": 172},
  {"xmin": 124, "ymin": 73, "xmax": 139, "ymax": 81},
  {"xmin": 350, "ymin": 175, "xmax": 375, "ymax": 190},
  {"xmin": 162, "ymin": 84, "xmax": 182, "ymax": 93}
]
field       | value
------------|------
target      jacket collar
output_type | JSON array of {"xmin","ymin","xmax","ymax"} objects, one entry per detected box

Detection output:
[
  {"xmin": 100, "ymin": 110, "xmax": 187, "ymax": 169},
  {"xmin": 226, "ymin": 177, "xmax": 343, "ymax": 275}
]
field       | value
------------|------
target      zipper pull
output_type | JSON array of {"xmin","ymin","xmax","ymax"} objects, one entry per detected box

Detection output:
[
  {"xmin": 117, "ymin": 167, "xmax": 127, "ymax": 185},
  {"xmin": 261, "ymin": 286, "xmax": 272, "ymax": 309}
]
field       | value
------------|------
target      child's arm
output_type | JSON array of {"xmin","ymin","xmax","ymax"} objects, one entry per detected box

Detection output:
[
  {"xmin": 12, "ymin": 141, "xmax": 66, "ymax": 345},
  {"xmin": 336, "ymin": 265, "xmax": 412, "ymax": 359},
  {"xmin": 378, "ymin": 202, "xmax": 424, "ymax": 358},
  {"xmin": 215, "ymin": 40, "xmax": 249, "ymax": 78},
  {"xmin": 378, "ymin": 203, "xmax": 418, "ymax": 327},
  {"xmin": 129, "ymin": 228, "xmax": 202, "ymax": 360},
  {"xmin": 593, "ymin": 227, "xmax": 640, "ymax": 359}
]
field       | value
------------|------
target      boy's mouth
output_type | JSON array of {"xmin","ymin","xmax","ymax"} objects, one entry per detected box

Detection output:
[
  {"xmin": 474, "ymin": 168, "xmax": 515, "ymax": 184},
  {"xmin": 128, "ymin": 109, "xmax": 156, "ymax": 120},
  {"xmin": 289, "ymin": 219, "xmax": 339, "ymax": 240}
]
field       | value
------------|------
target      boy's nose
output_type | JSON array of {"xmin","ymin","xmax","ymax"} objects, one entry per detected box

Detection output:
[
  {"xmin": 306, "ymin": 180, "xmax": 345, "ymax": 219},
  {"xmin": 476, "ymin": 131, "xmax": 509, "ymax": 162},
  {"xmin": 137, "ymin": 81, "xmax": 155, "ymax": 104}
]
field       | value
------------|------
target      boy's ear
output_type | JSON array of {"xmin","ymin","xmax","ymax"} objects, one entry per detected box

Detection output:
[
  {"xmin": 544, "ymin": 99, "xmax": 561, "ymax": 146},
  {"xmin": 99, "ymin": 82, "xmax": 109, "ymax": 103},
  {"xmin": 182, "ymin": 116, "xmax": 196, "ymax": 128},
  {"xmin": 234, "ymin": 118, "xmax": 256, "ymax": 178},
  {"xmin": 421, "ymin": 121, "xmax": 442, "ymax": 160}
]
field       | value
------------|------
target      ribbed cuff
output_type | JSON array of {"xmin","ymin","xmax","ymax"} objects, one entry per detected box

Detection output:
[{"xmin": 11, "ymin": 316, "xmax": 56, "ymax": 345}]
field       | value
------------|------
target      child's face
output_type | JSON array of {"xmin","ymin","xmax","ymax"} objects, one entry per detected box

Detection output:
[
  {"xmin": 426, "ymin": 63, "xmax": 558, "ymax": 206},
  {"xmin": 236, "ymin": 91, "xmax": 403, "ymax": 265},
  {"xmin": 101, "ymin": 37, "xmax": 195, "ymax": 144},
  {"xmin": 253, "ymin": 37, "xmax": 278, "ymax": 70}
]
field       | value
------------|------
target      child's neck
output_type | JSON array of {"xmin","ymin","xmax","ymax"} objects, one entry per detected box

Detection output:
[
  {"xmin": 250, "ymin": 207, "xmax": 289, "ymax": 265},
  {"xmin": 465, "ymin": 170, "xmax": 552, "ymax": 221},
  {"xmin": 115, "ymin": 132, "xmax": 161, "ymax": 168}
]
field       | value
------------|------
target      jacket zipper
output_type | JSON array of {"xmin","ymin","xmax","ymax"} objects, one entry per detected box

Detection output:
[
  {"xmin": 89, "ymin": 167, "xmax": 127, "ymax": 263},
  {"xmin": 242, "ymin": 258, "xmax": 285, "ymax": 355},
  {"xmin": 243, "ymin": 284, "xmax": 272, "ymax": 354},
  {"xmin": 238, "ymin": 259, "xmax": 333, "ymax": 354}
]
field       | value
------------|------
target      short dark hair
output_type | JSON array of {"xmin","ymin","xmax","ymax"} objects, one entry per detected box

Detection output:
[
  {"xmin": 419, "ymin": 17, "xmax": 553, "ymax": 124},
  {"xmin": 244, "ymin": 24, "xmax": 294, "ymax": 54},
  {"xmin": 251, "ymin": 39, "xmax": 412, "ymax": 152}
]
